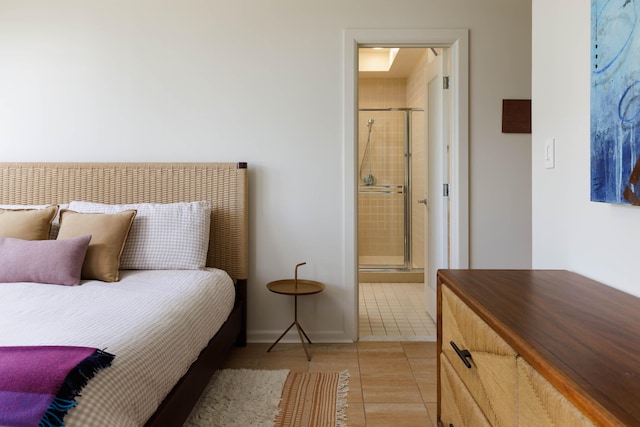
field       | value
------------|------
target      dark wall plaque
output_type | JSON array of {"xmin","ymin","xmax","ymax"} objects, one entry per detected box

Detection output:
[{"xmin": 502, "ymin": 99, "xmax": 531, "ymax": 134}]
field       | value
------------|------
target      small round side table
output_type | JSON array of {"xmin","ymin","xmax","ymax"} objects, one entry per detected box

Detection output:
[{"xmin": 266, "ymin": 263, "xmax": 324, "ymax": 361}]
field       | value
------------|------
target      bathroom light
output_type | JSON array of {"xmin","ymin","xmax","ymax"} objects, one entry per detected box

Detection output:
[{"xmin": 359, "ymin": 47, "xmax": 400, "ymax": 72}]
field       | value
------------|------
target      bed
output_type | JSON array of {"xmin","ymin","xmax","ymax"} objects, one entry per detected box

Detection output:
[{"xmin": 0, "ymin": 162, "xmax": 248, "ymax": 427}]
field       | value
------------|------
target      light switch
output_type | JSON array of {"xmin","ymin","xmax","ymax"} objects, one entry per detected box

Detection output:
[{"xmin": 544, "ymin": 138, "xmax": 555, "ymax": 169}]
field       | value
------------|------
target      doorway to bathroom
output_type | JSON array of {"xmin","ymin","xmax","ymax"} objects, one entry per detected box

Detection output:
[
  {"xmin": 357, "ymin": 46, "xmax": 442, "ymax": 341},
  {"xmin": 344, "ymin": 28, "xmax": 469, "ymax": 343}
]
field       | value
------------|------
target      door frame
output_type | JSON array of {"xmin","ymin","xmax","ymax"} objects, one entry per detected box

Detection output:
[{"xmin": 343, "ymin": 28, "xmax": 469, "ymax": 341}]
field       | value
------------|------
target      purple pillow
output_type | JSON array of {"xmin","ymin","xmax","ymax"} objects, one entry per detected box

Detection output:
[{"xmin": 0, "ymin": 235, "xmax": 91, "ymax": 286}]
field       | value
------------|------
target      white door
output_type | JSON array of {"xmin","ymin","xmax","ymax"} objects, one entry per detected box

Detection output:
[{"xmin": 425, "ymin": 49, "xmax": 449, "ymax": 322}]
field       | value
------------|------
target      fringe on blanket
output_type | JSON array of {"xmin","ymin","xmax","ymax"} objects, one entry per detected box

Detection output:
[
  {"xmin": 39, "ymin": 349, "xmax": 115, "ymax": 427},
  {"xmin": 336, "ymin": 370, "xmax": 350, "ymax": 427}
]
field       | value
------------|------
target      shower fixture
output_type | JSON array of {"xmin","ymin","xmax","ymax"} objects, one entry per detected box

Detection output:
[{"xmin": 360, "ymin": 118, "xmax": 376, "ymax": 186}]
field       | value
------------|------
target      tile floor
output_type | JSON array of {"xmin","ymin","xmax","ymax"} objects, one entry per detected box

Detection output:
[
  {"xmin": 223, "ymin": 341, "xmax": 439, "ymax": 427},
  {"xmin": 359, "ymin": 282, "xmax": 437, "ymax": 341}
]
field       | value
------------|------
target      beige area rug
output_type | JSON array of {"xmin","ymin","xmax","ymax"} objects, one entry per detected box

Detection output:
[{"xmin": 184, "ymin": 369, "xmax": 350, "ymax": 427}]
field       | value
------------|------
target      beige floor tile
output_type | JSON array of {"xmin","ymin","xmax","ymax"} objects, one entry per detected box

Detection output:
[
  {"xmin": 312, "ymin": 342, "xmax": 358, "ymax": 354},
  {"xmin": 358, "ymin": 355, "xmax": 414, "ymax": 380},
  {"xmin": 226, "ymin": 343, "xmax": 268, "ymax": 359},
  {"xmin": 263, "ymin": 343, "xmax": 310, "ymax": 359},
  {"xmin": 223, "ymin": 344, "xmax": 267, "ymax": 368},
  {"xmin": 402, "ymin": 341, "xmax": 436, "ymax": 358},
  {"xmin": 258, "ymin": 355, "xmax": 308, "ymax": 372},
  {"xmin": 263, "ymin": 342, "xmax": 305, "ymax": 352},
  {"xmin": 364, "ymin": 402, "xmax": 431, "ymax": 427},
  {"xmin": 416, "ymin": 378, "xmax": 437, "ymax": 403},
  {"xmin": 346, "ymin": 401, "xmax": 367, "ymax": 427},
  {"xmin": 408, "ymin": 357, "xmax": 437, "ymax": 381},
  {"xmin": 232, "ymin": 342, "xmax": 270, "ymax": 352},
  {"xmin": 361, "ymin": 378, "xmax": 423, "ymax": 403},
  {"xmin": 348, "ymin": 375, "xmax": 364, "ymax": 403},
  {"xmin": 309, "ymin": 354, "xmax": 360, "ymax": 373},
  {"xmin": 357, "ymin": 341, "xmax": 405, "ymax": 355},
  {"xmin": 222, "ymin": 356, "xmax": 261, "ymax": 369},
  {"xmin": 425, "ymin": 402, "xmax": 438, "ymax": 427}
]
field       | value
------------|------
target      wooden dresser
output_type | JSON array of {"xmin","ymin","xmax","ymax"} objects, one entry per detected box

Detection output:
[{"xmin": 436, "ymin": 270, "xmax": 640, "ymax": 427}]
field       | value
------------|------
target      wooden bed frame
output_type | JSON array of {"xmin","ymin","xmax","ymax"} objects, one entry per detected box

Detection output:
[{"xmin": 0, "ymin": 162, "xmax": 248, "ymax": 427}]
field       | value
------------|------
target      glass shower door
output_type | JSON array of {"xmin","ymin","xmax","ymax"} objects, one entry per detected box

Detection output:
[{"xmin": 358, "ymin": 110, "xmax": 406, "ymax": 269}]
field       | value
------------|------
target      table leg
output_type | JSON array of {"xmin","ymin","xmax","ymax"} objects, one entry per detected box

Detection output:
[
  {"xmin": 295, "ymin": 322, "xmax": 311, "ymax": 361},
  {"xmin": 267, "ymin": 294, "xmax": 315, "ymax": 360},
  {"xmin": 267, "ymin": 321, "xmax": 296, "ymax": 353},
  {"xmin": 296, "ymin": 322, "xmax": 313, "ymax": 344}
]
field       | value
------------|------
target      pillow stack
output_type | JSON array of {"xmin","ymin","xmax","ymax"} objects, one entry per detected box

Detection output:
[
  {"xmin": 0, "ymin": 205, "xmax": 136, "ymax": 284},
  {"xmin": 0, "ymin": 200, "xmax": 211, "ymax": 286}
]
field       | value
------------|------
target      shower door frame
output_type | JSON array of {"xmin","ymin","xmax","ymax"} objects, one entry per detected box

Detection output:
[{"xmin": 358, "ymin": 107, "xmax": 423, "ymax": 272}]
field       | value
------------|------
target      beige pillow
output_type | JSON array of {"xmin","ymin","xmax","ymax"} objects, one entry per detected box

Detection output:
[
  {"xmin": 57, "ymin": 209, "xmax": 137, "ymax": 282},
  {"xmin": 0, "ymin": 206, "xmax": 58, "ymax": 240}
]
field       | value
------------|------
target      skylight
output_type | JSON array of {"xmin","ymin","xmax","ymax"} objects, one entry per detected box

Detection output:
[{"xmin": 359, "ymin": 48, "xmax": 400, "ymax": 72}]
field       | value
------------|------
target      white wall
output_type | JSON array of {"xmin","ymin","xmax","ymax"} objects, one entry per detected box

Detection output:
[
  {"xmin": 0, "ymin": 0, "xmax": 532, "ymax": 342},
  {"xmin": 532, "ymin": 0, "xmax": 640, "ymax": 297}
]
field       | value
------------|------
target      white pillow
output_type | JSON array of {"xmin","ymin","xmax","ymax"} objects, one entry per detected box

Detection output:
[
  {"xmin": 68, "ymin": 200, "xmax": 211, "ymax": 270},
  {"xmin": 0, "ymin": 204, "xmax": 68, "ymax": 239}
]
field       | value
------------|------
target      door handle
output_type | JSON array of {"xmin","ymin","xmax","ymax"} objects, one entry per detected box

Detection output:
[{"xmin": 417, "ymin": 199, "xmax": 428, "ymax": 205}]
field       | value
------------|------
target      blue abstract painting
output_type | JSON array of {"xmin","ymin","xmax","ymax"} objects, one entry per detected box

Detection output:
[{"xmin": 591, "ymin": 0, "xmax": 640, "ymax": 205}]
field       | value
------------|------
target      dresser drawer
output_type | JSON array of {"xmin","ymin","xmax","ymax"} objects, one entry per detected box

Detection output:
[
  {"xmin": 518, "ymin": 357, "xmax": 596, "ymax": 427},
  {"xmin": 440, "ymin": 354, "xmax": 492, "ymax": 427},
  {"xmin": 441, "ymin": 285, "xmax": 517, "ymax": 427}
]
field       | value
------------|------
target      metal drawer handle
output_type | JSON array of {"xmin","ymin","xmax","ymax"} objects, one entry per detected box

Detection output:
[{"xmin": 450, "ymin": 340, "xmax": 472, "ymax": 368}]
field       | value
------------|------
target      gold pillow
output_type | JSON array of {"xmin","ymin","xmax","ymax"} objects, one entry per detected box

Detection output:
[
  {"xmin": 57, "ymin": 209, "xmax": 136, "ymax": 282},
  {"xmin": 0, "ymin": 206, "xmax": 58, "ymax": 240}
]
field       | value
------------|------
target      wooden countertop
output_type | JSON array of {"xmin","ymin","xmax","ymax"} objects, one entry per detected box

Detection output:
[{"xmin": 437, "ymin": 269, "xmax": 640, "ymax": 427}]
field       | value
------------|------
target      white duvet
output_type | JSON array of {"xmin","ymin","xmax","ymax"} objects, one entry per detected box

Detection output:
[{"xmin": 0, "ymin": 268, "xmax": 235, "ymax": 427}]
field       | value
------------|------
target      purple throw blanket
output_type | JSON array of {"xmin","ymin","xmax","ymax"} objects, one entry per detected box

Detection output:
[{"xmin": 0, "ymin": 346, "xmax": 115, "ymax": 427}]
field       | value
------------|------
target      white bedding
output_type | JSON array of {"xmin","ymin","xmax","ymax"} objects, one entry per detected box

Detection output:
[{"xmin": 0, "ymin": 268, "xmax": 236, "ymax": 427}]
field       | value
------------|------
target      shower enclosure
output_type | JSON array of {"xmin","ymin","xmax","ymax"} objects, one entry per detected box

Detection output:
[{"xmin": 358, "ymin": 108, "xmax": 425, "ymax": 271}]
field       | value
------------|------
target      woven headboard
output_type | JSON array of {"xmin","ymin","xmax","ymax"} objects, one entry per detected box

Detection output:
[{"xmin": 0, "ymin": 162, "xmax": 248, "ymax": 281}]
